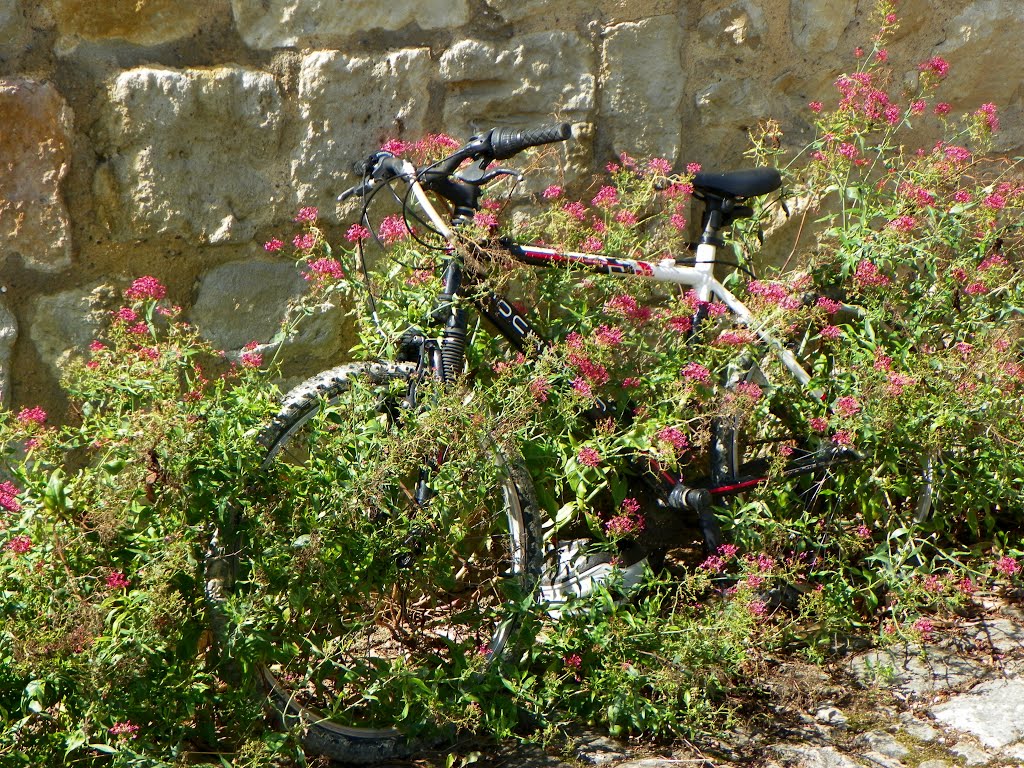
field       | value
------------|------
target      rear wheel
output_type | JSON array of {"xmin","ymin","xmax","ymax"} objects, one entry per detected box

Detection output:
[{"xmin": 206, "ymin": 362, "xmax": 543, "ymax": 763}]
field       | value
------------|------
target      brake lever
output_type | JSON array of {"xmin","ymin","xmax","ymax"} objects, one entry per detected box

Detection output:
[{"xmin": 455, "ymin": 159, "xmax": 522, "ymax": 186}]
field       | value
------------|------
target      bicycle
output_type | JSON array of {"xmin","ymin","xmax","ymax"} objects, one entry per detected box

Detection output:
[{"xmin": 204, "ymin": 123, "xmax": 862, "ymax": 763}]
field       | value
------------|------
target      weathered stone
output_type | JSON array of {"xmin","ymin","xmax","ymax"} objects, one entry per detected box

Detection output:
[
  {"xmin": 693, "ymin": 76, "xmax": 772, "ymax": 136},
  {"xmin": 575, "ymin": 733, "xmax": 629, "ymax": 765},
  {"xmin": 697, "ymin": 1, "xmax": 766, "ymax": 47},
  {"xmin": 856, "ymin": 731, "xmax": 911, "ymax": 760},
  {"xmin": 770, "ymin": 745, "xmax": 862, "ymax": 768},
  {"xmin": 814, "ymin": 706, "xmax": 848, "ymax": 729},
  {"xmin": 937, "ymin": 0, "xmax": 1024, "ymax": 107},
  {"xmin": 899, "ymin": 714, "xmax": 940, "ymax": 743},
  {"xmin": 0, "ymin": 0, "xmax": 27, "ymax": 59},
  {"xmin": 0, "ymin": 298, "xmax": 16, "ymax": 407},
  {"xmin": 917, "ymin": 761, "xmax": 954, "ymax": 768},
  {"xmin": 29, "ymin": 284, "xmax": 116, "ymax": 378},
  {"xmin": 94, "ymin": 67, "xmax": 283, "ymax": 244},
  {"xmin": 848, "ymin": 643, "xmax": 991, "ymax": 696},
  {"xmin": 948, "ymin": 742, "xmax": 993, "ymax": 766},
  {"xmin": 291, "ymin": 48, "xmax": 432, "ymax": 214},
  {"xmin": 231, "ymin": 0, "xmax": 468, "ymax": 49},
  {"xmin": 0, "ymin": 79, "xmax": 73, "ymax": 273},
  {"xmin": 484, "ymin": 0, "xmax": 677, "ymax": 24},
  {"xmin": 189, "ymin": 258, "xmax": 350, "ymax": 371},
  {"xmin": 790, "ymin": 0, "xmax": 855, "ymax": 53},
  {"xmin": 50, "ymin": 0, "xmax": 205, "ymax": 50},
  {"xmin": 441, "ymin": 32, "xmax": 596, "ymax": 131},
  {"xmin": 929, "ymin": 677, "xmax": 1024, "ymax": 748},
  {"xmin": 600, "ymin": 16, "xmax": 684, "ymax": 160}
]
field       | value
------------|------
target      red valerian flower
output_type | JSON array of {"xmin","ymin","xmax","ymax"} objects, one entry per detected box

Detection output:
[{"xmin": 124, "ymin": 276, "xmax": 167, "ymax": 301}]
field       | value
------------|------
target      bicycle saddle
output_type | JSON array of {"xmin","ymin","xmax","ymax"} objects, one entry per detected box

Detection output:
[{"xmin": 693, "ymin": 167, "xmax": 781, "ymax": 199}]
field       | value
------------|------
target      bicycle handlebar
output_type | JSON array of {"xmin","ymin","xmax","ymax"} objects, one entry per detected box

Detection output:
[{"xmin": 339, "ymin": 122, "xmax": 573, "ymax": 203}]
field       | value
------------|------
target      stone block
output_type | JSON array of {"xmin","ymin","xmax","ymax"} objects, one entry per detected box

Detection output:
[
  {"xmin": 231, "ymin": 0, "xmax": 468, "ymax": 49},
  {"xmin": 0, "ymin": 298, "xmax": 15, "ymax": 407},
  {"xmin": 929, "ymin": 677, "xmax": 1024, "ymax": 749},
  {"xmin": 50, "ymin": 0, "xmax": 206, "ymax": 50},
  {"xmin": 600, "ymin": 16, "xmax": 684, "ymax": 161},
  {"xmin": 29, "ymin": 284, "xmax": 116, "ymax": 378},
  {"xmin": 791, "ymin": 0, "xmax": 856, "ymax": 53},
  {"xmin": 441, "ymin": 31, "xmax": 596, "ymax": 132},
  {"xmin": 0, "ymin": 79, "xmax": 73, "ymax": 273},
  {"xmin": 93, "ymin": 66, "xmax": 283, "ymax": 244},
  {"xmin": 937, "ymin": 0, "xmax": 1024, "ymax": 107},
  {"xmin": 698, "ymin": 0, "xmax": 767, "ymax": 47},
  {"xmin": 189, "ymin": 258, "xmax": 350, "ymax": 370},
  {"xmin": 291, "ymin": 48, "xmax": 432, "ymax": 215}
]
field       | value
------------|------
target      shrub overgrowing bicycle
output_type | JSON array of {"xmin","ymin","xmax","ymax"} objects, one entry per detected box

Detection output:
[{"xmin": 205, "ymin": 103, "xmax": 1024, "ymax": 761}]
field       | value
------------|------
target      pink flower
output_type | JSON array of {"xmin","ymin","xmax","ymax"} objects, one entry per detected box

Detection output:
[
  {"xmin": 835, "ymin": 396, "xmax": 861, "ymax": 417},
  {"xmin": 809, "ymin": 417, "xmax": 829, "ymax": 433},
  {"xmin": 875, "ymin": 49, "xmax": 889, "ymax": 62},
  {"xmin": 106, "ymin": 570, "xmax": 130, "ymax": 589},
  {"xmin": 124, "ymin": 276, "xmax": 167, "ymax": 301},
  {"xmin": 594, "ymin": 325, "xmax": 623, "ymax": 347},
  {"xmin": 380, "ymin": 138, "xmax": 409, "ymax": 155},
  {"xmin": 913, "ymin": 617, "xmax": 934, "ymax": 639},
  {"xmin": 816, "ymin": 297, "xmax": 842, "ymax": 314},
  {"xmin": 115, "ymin": 307, "xmax": 138, "ymax": 323},
  {"xmin": 564, "ymin": 653, "xmax": 583, "ymax": 670},
  {"xmin": 614, "ymin": 210, "xmax": 637, "ymax": 226},
  {"xmin": 923, "ymin": 574, "xmax": 943, "ymax": 593},
  {"xmin": 838, "ymin": 142, "xmax": 859, "ymax": 159},
  {"xmin": 982, "ymin": 193, "xmax": 1006, "ymax": 211},
  {"xmin": 735, "ymin": 381, "xmax": 762, "ymax": 401},
  {"xmin": 964, "ymin": 282, "xmax": 988, "ymax": 295},
  {"xmin": 577, "ymin": 447, "xmax": 601, "ymax": 468},
  {"xmin": 681, "ymin": 362, "xmax": 712, "ymax": 385},
  {"xmin": 832, "ymin": 430, "xmax": 854, "ymax": 446},
  {"xmin": 16, "ymin": 406, "xmax": 47, "ymax": 426},
  {"xmin": 6, "ymin": 535, "xmax": 31, "ymax": 554},
  {"xmin": 294, "ymin": 206, "xmax": 318, "ymax": 223},
  {"xmin": 377, "ymin": 214, "xmax": 409, "ymax": 244},
  {"xmin": 820, "ymin": 325, "xmax": 843, "ymax": 340},
  {"xmin": 919, "ymin": 56, "xmax": 950, "ymax": 79},
  {"xmin": 995, "ymin": 556, "xmax": 1020, "ymax": 577},
  {"xmin": 138, "ymin": 347, "xmax": 160, "ymax": 361},
  {"xmin": 109, "ymin": 721, "xmax": 140, "ymax": 739},
  {"xmin": 529, "ymin": 377, "xmax": 550, "ymax": 402},
  {"xmin": 605, "ymin": 511, "xmax": 645, "ymax": 537},
  {"xmin": 658, "ymin": 426, "xmax": 689, "ymax": 453},
  {"xmin": 647, "ymin": 157, "xmax": 672, "ymax": 174},
  {"xmin": 856, "ymin": 524, "xmax": 872, "ymax": 539},
  {"xmin": 263, "ymin": 238, "xmax": 284, "ymax": 252},
  {"xmin": 128, "ymin": 322, "xmax": 149, "ymax": 336},
  {"xmin": 669, "ymin": 213, "xmax": 687, "ymax": 232},
  {"xmin": 475, "ymin": 211, "xmax": 498, "ymax": 229},
  {"xmin": 889, "ymin": 215, "xmax": 917, "ymax": 233},
  {"xmin": 934, "ymin": 102, "xmax": 952, "ymax": 116},
  {"xmin": 686, "ymin": 163, "xmax": 702, "ymax": 174},
  {"xmin": 293, "ymin": 233, "xmax": 317, "ymax": 250},
  {"xmin": 885, "ymin": 12, "xmax": 897, "ymax": 23},
  {"xmin": 715, "ymin": 329, "xmax": 755, "ymax": 346},
  {"xmin": 748, "ymin": 600, "xmax": 768, "ymax": 617},
  {"xmin": 979, "ymin": 254, "xmax": 1007, "ymax": 271},
  {"xmin": 700, "ymin": 554, "xmax": 726, "ymax": 573},
  {"xmin": 910, "ymin": 99, "xmax": 927, "ymax": 115},
  {"xmin": 808, "ymin": 101, "xmax": 824, "ymax": 113},
  {"xmin": 563, "ymin": 201, "xmax": 587, "ymax": 221},
  {"xmin": 0, "ymin": 482, "xmax": 21, "ymax": 513},
  {"xmin": 345, "ymin": 223, "xmax": 370, "ymax": 243},
  {"xmin": 854, "ymin": 260, "xmax": 891, "ymax": 288},
  {"xmin": 591, "ymin": 186, "xmax": 619, "ymax": 208},
  {"xmin": 581, "ymin": 236, "xmax": 603, "ymax": 252},
  {"xmin": 718, "ymin": 544, "xmax": 739, "ymax": 559},
  {"xmin": 89, "ymin": 340, "xmax": 106, "ymax": 352},
  {"xmin": 885, "ymin": 372, "xmax": 915, "ymax": 397},
  {"xmin": 571, "ymin": 378, "xmax": 593, "ymax": 397},
  {"xmin": 975, "ymin": 103, "xmax": 999, "ymax": 132},
  {"xmin": 604, "ymin": 294, "xmax": 651, "ymax": 323},
  {"xmin": 666, "ymin": 314, "xmax": 693, "ymax": 333},
  {"xmin": 853, "ymin": 46, "xmax": 864, "ymax": 58},
  {"xmin": 240, "ymin": 350, "xmax": 264, "ymax": 370},
  {"xmin": 957, "ymin": 577, "xmax": 975, "ymax": 596},
  {"xmin": 542, "ymin": 185, "xmax": 563, "ymax": 200}
]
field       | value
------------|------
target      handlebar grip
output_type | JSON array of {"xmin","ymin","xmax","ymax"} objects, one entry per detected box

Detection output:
[{"xmin": 489, "ymin": 123, "xmax": 572, "ymax": 160}]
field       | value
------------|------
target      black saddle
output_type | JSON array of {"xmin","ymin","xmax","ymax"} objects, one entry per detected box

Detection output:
[{"xmin": 692, "ymin": 167, "xmax": 781, "ymax": 199}]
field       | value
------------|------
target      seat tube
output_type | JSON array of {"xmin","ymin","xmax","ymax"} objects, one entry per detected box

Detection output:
[{"xmin": 694, "ymin": 242, "xmax": 717, "ymax": 302}]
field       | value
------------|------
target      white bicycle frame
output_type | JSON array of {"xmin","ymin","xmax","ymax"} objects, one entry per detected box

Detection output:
[{"xmin": 402, "ymin": 164, "xmax": 814, "ymax": 390}]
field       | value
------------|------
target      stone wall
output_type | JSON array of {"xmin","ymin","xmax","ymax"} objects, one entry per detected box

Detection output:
[{"xmin": 2, "ymin": 0, "xmax": 1022, "ymax": 412}]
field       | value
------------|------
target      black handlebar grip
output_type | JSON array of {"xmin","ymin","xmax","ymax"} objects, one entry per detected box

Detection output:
[{"xmin": 489, "ymin": 123, "xmax": 572, "ymax": 160}]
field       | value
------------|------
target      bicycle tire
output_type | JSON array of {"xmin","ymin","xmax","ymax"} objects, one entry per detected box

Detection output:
[{"xmin": 206, "ymin": 361, "xmax": 543, "ymax": 763}]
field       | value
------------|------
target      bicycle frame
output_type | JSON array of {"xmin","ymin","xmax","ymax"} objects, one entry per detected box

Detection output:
[{"xmin": 407, "ymin": 172, "xmax": 814, "ymax": 391}]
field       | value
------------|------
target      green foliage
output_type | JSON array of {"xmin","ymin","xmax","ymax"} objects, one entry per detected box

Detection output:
[{"xmin": 2, "ymin": 3, "xmax": 1023, "ymax": 762}]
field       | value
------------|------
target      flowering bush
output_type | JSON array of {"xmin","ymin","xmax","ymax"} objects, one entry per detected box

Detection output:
[{"xmin": 2, "ymin": 2, "xmax": 1023, "ymax": 762}]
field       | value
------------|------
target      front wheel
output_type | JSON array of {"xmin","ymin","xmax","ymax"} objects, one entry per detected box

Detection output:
[{"xmin": 206, "ymin": 362, "xmax": 543, "ymax": 763}]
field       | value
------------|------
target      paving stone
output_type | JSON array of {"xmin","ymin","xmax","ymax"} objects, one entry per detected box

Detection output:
[
  {"xmin": 929, "ymin": 677, "xmax": 1024, "ymax": 748},
  {"xmin": 814, "ymin": 706, "xmax": 848, "ymax": 730},
  {"xmin": 856, "ymin": 731, "xmax": 910, "ymax": 759},
  {"xmin": 848, "ymin": 644, "xmax": 990, "ymax": 696},
  {"xmin": 917, "ymin": 761, "xmax": 954, "ymax": 768},
  {"xmin": 858, "ymin": 750, "xmax": 907, "ymax": 768},
  {"xmin": 898, "ymin": 714, "xmax": 940, "ymax": 743},
  {"xmin": 949, "ymin": 741, "xmax": 993, "ymax": 766},
  {"xmin": 770, "ymin": 745, "xmax": 862, "ymax": 768}
]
